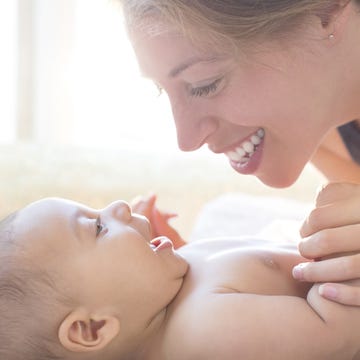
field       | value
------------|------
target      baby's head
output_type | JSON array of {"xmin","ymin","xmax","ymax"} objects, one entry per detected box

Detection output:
[
  {"xmin": 0, "ymin": 198, "xmax": 188, "ymax": 359},
  {"xmin": 0, "ymin": 210, "xmax": 69, "ymax": 360}
]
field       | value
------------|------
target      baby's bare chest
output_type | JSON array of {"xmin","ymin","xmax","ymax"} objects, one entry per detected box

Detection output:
[{"xmin": 179, "ymin": 238, "xmax": 309, "ymax": 296}]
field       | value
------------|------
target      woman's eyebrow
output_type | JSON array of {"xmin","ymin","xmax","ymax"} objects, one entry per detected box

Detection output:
[{"xmin": 169, "ymin": 56, "xmax": 220, "ymax": 78}]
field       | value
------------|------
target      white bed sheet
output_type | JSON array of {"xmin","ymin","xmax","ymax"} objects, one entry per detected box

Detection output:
[{"xmin": 190, "ymin": 193, "xmax": 312, "ymax": 244}]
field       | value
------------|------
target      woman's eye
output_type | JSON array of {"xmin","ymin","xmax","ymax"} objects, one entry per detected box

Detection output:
[
  {"xmin": 95, "ymin": 217, "xmax": 104, "ymax": 237},
  {"xmin": 190, "ymin": 78, "xmax": 222, "ymax": 98}
]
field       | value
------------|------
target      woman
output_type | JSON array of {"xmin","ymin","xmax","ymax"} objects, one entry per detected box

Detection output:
[{"xmin": 118, "ymin": 0, "xmax": 360, "ymax": 305}]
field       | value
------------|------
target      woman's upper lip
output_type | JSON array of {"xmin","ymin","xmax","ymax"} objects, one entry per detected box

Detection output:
[
  {"xmin": 208, "ymin": 138, "xmax": 248, "ymax": 154},
  {"xmin": 208, "ymin": 129, "xmax": 264, "ymax": 154}
]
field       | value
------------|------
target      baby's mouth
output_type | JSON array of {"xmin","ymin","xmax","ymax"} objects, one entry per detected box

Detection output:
[
  {"xmin": 225, "ymin": 128, "xmax": 264, "ymax": 165},
  {"xmin": 150, "ymin": 237, "xmax": 173, "ymax": 251}
]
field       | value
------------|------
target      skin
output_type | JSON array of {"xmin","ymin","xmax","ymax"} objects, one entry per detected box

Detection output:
[
  {"xmin": 294, "ymin": 182, "xmax": 360, "ymax": 305},
  {"xmin": 129, "ymin": 3, "xmax": 360, "ymax": 187},
  {"xmin": 13, "ymin": 198, "xmax": 188, "ymax": 356},
  {"xmin": 125, "ymin": 1, "xmax": 360, "ymax": 304},
  {"xmin": 9, "ymin": 196, "xmax": 360, "ymax": 359}
]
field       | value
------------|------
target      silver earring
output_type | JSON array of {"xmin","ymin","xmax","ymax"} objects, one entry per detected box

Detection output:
[{"xmin": 328, "ymin": 34, "xmax": 335, "ymax": 40}]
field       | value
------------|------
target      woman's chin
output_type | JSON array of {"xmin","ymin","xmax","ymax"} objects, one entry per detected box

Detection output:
[{"xmin": 256, "ymin": 170, "xmax": 302, "ymax": 189}]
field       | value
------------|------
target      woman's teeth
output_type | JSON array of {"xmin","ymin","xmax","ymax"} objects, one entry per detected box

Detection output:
[{"xmin": 226, "ymin": 128, "xmax": 264, "ymax": 164}]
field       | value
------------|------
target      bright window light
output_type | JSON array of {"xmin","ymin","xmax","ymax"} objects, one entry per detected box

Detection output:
[
  {"xmin": 71, "ymin": 0, "xmax": 177, "ymax": 150},
  {"xmin": 0, "ymin": 1, "xmax": 17, "ymax": 144}
]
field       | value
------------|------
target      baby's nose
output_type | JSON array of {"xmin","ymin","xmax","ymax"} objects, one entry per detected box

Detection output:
[{"xmin": 105, "ymin": 200, "xmax": 132, "ymax": 222}]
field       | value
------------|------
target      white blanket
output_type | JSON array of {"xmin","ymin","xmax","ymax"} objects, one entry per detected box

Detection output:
[{"xmin": 190, "ymin": 193, "xmax": 312, "ymax": 244}]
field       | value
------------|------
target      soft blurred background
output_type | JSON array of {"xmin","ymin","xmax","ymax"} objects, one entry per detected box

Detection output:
[{"xmin": 1, "ymin": 0, "xmax": 324, "ymax": 239}]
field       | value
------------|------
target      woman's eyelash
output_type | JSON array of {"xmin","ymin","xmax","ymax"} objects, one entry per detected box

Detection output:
[
  {"xmin": 190, "ymin": 78, "xmax": 222, "ymax": 98},
  {"xmin": 95, "ymin": 216, "xmax": 104, "ymax": 237}
]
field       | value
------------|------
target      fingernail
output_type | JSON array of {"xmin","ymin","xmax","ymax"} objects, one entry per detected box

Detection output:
[
  {"xmin": 319, "ymin": 284, "xmax": 338, "ymax": 300},
  {"xmin": 292, "ymin": 263, "xmax": 306, "ymax": 280}
]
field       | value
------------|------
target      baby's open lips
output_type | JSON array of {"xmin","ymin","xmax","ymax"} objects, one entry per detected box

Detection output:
[
  {"xmin": 150, "ymin": 236, "xmax": 173, "ymax": 251},
  {"xmin": 150, "ymin": 239, "xmax": 158, "ymax": 250}
]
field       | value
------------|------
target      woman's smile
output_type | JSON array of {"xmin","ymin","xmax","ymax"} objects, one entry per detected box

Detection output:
[{"xmin": 225, "ymin": 128, "xmax": 265, "ymax": 166}]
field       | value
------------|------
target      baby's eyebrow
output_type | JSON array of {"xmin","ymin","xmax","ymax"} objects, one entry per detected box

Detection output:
[
  {"xmin": 70, "ymin": 208, "xmax": 84, "ymax": 243},
  {"xmin": 70, "ymin": 207, "xmax": 99, "ymax": 243}
]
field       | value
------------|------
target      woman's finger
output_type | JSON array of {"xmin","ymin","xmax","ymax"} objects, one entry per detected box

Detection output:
[
  {"xmin": 293, "ymin": 253, "xmax": 360, "ymax": 282},
  {"xmin": 319, "ymin": 282, "xmax": 360, "ymax": 306},
  {"xmin": 300, "ymin": 197, "xmax": 360, "ymax": 237},
  {"xmin": 299, "ymin": 224, "xmax": 360, "ymax": 259},
  {"xmin": 315, "ymin": 182, "xmax": 359, "ymax": 207}
]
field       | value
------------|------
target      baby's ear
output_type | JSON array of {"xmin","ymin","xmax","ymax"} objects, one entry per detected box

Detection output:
[{"xmin": 58, "ymin": 308, "xmax": 120, "ymax": 353}]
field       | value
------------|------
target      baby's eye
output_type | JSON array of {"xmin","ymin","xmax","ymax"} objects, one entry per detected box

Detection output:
[{"xmin": 95, "ymin": 216, "xmax": 104, "ymax": 237}]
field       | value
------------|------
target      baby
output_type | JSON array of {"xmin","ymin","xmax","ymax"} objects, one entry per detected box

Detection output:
[{"xmin": 1, "ymin": 196, "xmax": 360, "ymax": 360}]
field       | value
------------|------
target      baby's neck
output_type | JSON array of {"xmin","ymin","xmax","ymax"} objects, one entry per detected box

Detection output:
[{"xmin": 129, "ymin": 307, "xmax": 169, "ymax": 360}]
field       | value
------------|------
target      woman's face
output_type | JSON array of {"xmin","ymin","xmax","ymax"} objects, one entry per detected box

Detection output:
[{"xmin": 130, "ymin": 23, "xmax": 347, "ymax": 187}]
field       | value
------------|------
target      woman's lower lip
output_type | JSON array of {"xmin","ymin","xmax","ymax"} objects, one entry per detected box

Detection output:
[{"xmin": 229, "ymin": 139, "xmax": 264, "ymax": 175}]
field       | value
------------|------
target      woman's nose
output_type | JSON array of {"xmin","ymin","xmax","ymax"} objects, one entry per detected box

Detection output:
[
  {"xmin": 104, "ymin": 200, "xmax": 132, "ymax": 222},
  {"xmin": 171, "ymin": 101, "xmax": 218, "ymax": 151}
]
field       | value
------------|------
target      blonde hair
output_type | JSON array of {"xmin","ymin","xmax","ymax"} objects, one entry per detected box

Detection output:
[{"xmin": 120, "ymin": 0, "xmax": 357, "ymax": 51}]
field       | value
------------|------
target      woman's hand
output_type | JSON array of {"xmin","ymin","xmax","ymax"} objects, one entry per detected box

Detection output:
[
  {"xmin": 131, "ymin": 194, "xmax": 186, "ymax": 249},
  {"xmin": 293, "ymin": 182, "xmax": 360, "ymax": 305}
]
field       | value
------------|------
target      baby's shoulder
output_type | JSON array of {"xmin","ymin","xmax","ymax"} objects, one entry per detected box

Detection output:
[
  {"xmin": 160, "ymin": 286, "xmax": 242, "ymax": 359},
  {"xmin": 160, "ymin": 294, "xmax": 212, "ymax": 359},
  {"xmin": 161, "ymin": 281, "xmax": 360, "ymax": 360}
]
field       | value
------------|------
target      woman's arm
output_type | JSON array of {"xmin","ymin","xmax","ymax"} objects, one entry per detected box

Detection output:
[{"xmin": 311, "ymin": 127, "xmax": 360, "ymax": 183}]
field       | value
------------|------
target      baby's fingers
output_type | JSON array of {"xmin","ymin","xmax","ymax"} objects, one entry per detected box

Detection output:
[
  {"xmin": 158, "ymin": 210, "xmax": 178, "ymax": 222},
  {"xmin": 319, "ymin": 283, "xmax": 360, "ymax": 306},
  {"xmin": 131, "ymin": 194, "xmax": 157, "ymax": 218},
  {"xmin": 151, "ymin": 208, "xmax": 186, "ymax": 248}
]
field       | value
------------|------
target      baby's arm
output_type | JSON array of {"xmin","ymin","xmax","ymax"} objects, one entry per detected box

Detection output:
[
  {"xmin": 131, "ymin": 194, "xmax": 186, "ymax": 248},
  {"xmin": 175, "ymin": 286, "xmax": 360, "ymax": 359}
]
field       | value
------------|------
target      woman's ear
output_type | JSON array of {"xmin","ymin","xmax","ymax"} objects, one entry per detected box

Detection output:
[
  {"xmin": 318, "ymin": 0, "xmax": 352, "ymax": 33},
  {"xmin": 58, "ymin": 308, "xmax": 120, "ymax": 353}
]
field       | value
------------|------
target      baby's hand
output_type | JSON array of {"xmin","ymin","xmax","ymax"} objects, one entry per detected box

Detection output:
[
  {"xmin": 131, "ymin": 194, "xmax": 186, "ymax": 249},
  {"xmin": 131, "ymin": 193, "xmax": 158, "ymax": 221}
]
